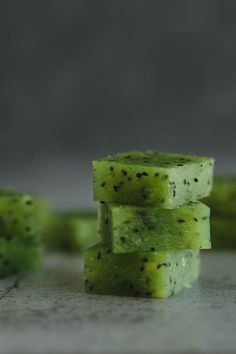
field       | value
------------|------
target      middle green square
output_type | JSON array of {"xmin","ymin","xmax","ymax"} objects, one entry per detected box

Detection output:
[{"xmin": 99, "ymin": 201, "xmax": 211, "ymax": 253}]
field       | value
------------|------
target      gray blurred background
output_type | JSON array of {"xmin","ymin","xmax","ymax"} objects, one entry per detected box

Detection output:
[{"xmin": 1, "ymin": 0, "xmax": 235, "ymax": 208}]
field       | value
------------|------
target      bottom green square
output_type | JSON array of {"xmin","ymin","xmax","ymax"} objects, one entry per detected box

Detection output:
[
  {"xmin": 0, "ymin": 238, "xmax": 43, "ymax": 277},
  {"xmin": 84, "ymin": 244, "xmax": 200, "ymax": 298}
]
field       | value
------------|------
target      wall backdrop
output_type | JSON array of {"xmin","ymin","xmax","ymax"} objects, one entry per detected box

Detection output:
[{"xmin": 2, "ymin": 1, "xmax": 235, "ymax": 208}]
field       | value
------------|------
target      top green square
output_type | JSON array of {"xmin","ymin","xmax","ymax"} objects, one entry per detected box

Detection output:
[{"xmin": 93, "ymin": 150, "xmax": 214, "ymax": 208}]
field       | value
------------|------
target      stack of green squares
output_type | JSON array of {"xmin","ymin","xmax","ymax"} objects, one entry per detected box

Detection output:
[
  {"xmin": 203, "ymin": 176, "xmax": 236, "ymax": 249},
  {"xmin": 85, "ymin": 151, "xmax": 214, "ymax": 298},
  {"xmin": 0, "ymin": 189, "xmax": 50, "ymax": 277},
  {"xmin": 46, "ymin": 210, "xmax": 100, "ymax": 253}
]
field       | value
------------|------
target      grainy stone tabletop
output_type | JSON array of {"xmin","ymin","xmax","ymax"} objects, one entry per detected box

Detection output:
[{"xmin": 0, "ymin": 252, "xmax": 235, "ymax": 354}]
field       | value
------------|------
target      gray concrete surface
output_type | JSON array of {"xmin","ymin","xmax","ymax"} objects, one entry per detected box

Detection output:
[{"xmin": 0, "ymin": 252, "xmax": 235, "ymax": 354}]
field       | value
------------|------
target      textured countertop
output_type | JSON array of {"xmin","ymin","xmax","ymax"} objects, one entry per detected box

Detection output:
[{"xmin": 0, "ymin": 252, "xmax": 235, "ymax": 354}]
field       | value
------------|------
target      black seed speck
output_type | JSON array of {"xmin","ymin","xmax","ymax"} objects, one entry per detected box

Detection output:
[
  {"xmin": 136, "ymin": 173, "xmax": 142, "ymax": 178},
  {"xmin": 4, "ymin": 259, "xmax": 10, "ymax": 266},
  {"xmin": 194, "ymin": 218, "xmax": 198, "ymax": 222},
  {"xmin": 101, "ymin": 182, "xmax": 106, "ymax": 187},
  {"xmin": 143, "ymin": 258, "xmax": 148, "ymax": 263},
  {"xmin": 26, "ymin": 200, "xmax": 33, "ymax": 206},
  {"xmin": 173, "ymin": 191, "xmax": 176, "ymax": 197},
  {"xmin": 154, "ymin": 173, "xmax": 159, "ymax": 177},
  {"xmin": 100, "ymin": 201, "xmax": 105, "ymax": 204},
  {"xmin": 96, "ymin": 252, "xmax": 101, "ymax": 260},
  {"xmin": 121, "ymin": 169, "xmax": 127, "ymax": 176},
  {"xmin": 142, "ymin": 172, "xmax": 148, "ymax": 176},
  {"xmin": 113, "ymin": 185, "xmax": 118, "ymax": 192},
  {"xmin": 157, "ymin": 264, "xmax": 162, "ymax": 269},
  {"xmin": 178, "ymin": 219, "xmax": 185, "ymax": 223},
  {"xmin": 148, "ymin": 225, "xmax": 155, "ymax": 231},
  {"xmin": 137, "ymin": 210, "xmax": 146, "ymax": 217},
  {"xmin": 150, "ymin": 247, "xmax": 155, "ymax": 252},
  {"xmin": 183, "ymin": 179, "xmax": 187, "ymax": 185},
  {"xmin": 120, "ymin": 237, "xmax": 126, "ymax": 242},
  {"xmin": 194, "ymin": 178, "xmax": 198, "ymax": 182},
  {"xmin": 178, "ymin": 163, "xmax": 184, "ymax": 166},
  {"xmin": 105, "ymin": 218, "xmax": 108, "ymax": 225},
  {"xmin": 110, "ymin": 167, "xmax": 114, "ymax": 171}
]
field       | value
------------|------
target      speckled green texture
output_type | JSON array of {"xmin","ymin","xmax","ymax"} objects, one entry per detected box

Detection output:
[
  {"xmin": 99, "ymin": 201, "xmax": 211, "ymax": 253},
  {"xmin": 0, "ymin": 191, "xmax": 45, "ymax": 277},
  {"xmin": 0, "ymin": 238, "xmax": 42, "ymax": 277},
  {"xmin": 0, "ymin": 192, "xmax": 44, "ymax": 244},
  {"xmin": 0, "ymin": 189, "xmax": 51, "ymax": 239},
  {"xmin": 98, "ymin": 202, "xmax": 110, "ymax": 245},
  {"xmin": 211, "ymin": 217, "xmax": 236, "ymax": 249},
  {"xmin": 93, "ymin": 150, "xmax": 214, "ymax": 208},
  {"xmin": 84, "ymin": 244, "xmax": 200, "ymax": 298},
  {"xmin": 203, "ymin": 176, "xmax": 236, "ymax": 218},
  {"xmin": 33, "ymin": 197, "xmax": 52, "ymax": 238},
  {"xmin": 46, "ymin": 210, "xmax": 100, "ymax": 253}
]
